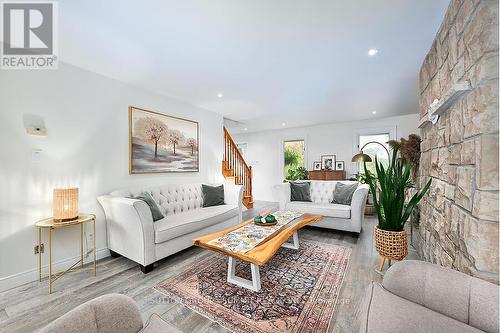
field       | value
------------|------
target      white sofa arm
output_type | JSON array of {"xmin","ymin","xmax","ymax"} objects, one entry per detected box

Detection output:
[
  {"xmin": 350, "ymin": 184, "xmax": 369, "ymax": 233},
  {"xmin": 224, "ymin": 184, "xmax": 244, "ymax": 222},
  {"xmin": 97, "ymin": 195, "xmax": 156, "ymax": 266},
  {"xmin": 224, "ymin": 183, "xmax": 244, "ymax": 207},
  {"xmin": 274, "ymin": 183, "xmax": 291, "ymax": 210}
]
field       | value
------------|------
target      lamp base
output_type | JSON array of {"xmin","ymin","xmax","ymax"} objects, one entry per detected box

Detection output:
[{"xmin": 54, "ymin": 216, "xmax": 79, "ymax": 223}]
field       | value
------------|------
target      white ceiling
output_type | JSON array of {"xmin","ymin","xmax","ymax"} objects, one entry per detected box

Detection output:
[{"xmin": 57, "ymin": 0, "xmax": 449, "ymax": 133}]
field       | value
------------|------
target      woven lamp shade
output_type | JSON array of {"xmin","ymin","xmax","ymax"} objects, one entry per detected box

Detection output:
[{"xmin": 53, "ymin": 188, "xmax": 79, "ymax": 222}]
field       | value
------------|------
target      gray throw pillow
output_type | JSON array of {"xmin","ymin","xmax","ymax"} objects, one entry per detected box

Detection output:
[
  {"xmin": 134, "ymin": 192, "xmax": 164, "ymax": 222},
  {"xmin": 202, "ymin": 184, "xmax": 225, "ymax": 207},
  {"xmin": 290, "ymin": 182, "xmax": 312, "ymax": 202},
  {"xmin": 332, "ymin": 183, "xmax": 358, "ymax": 205}
]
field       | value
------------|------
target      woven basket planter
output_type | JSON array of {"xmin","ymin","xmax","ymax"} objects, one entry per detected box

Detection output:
[{"xmin": 375, "ymin": 226, "xmax": 408, "ymax": 261}]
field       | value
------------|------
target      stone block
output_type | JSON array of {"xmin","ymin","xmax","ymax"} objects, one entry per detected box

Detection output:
[
  {"xmin": 451, "ymin": 55, "xmax": 465, "ymax": 83},
  {"xmin": 421, "ymin": 138, "xmax": 431, "ymax": 152},
  {"xmin": 447, "ymin": 27, "xmax": 459, "ymax": 68},
  {"xmin": 441, "ymin": 247, "xmax": 454, "ymax": 268},
  {"xmin": 453, "ymin": 251, "xmax": 475, "ymax": 276},
  {"xmin": 463, "ymin": 0, "xmax": 499, "ymax": 70},
  {"xmin": 472, "ymin": 190, "xmax": 499, "ymax": 221},
  {"xmin": 451, "ymin": 204, "xmax": 466, "ymax": 243},
  {"xmin": 469, "ymin": 52, "xmax": 499, "ymax": 88},
  {"xmin": 449, "ymin": 103, "xmax": 464, "ymax": 144},
  {"xmin": 443, "ymin": 199, "xmax": 453, "ymax": 232},
  {"xmin": 428, "ymin": 40, "xmax": 439, "ymax": 79},
  {"xmin": 460, "ymin": 139, "xmax": 475, "ymax": 165},
  {"xmin": 448, "ymin": 144, "xmax": 461, "ymax": 165},
  {"xmin": 454, "ymin": 0, "xmax": 477, "ymax": 36},
  {"xmin": 463, "ymin": 218, "xmax": 499, "ymax": 273},
  {"xmin": 442, "ymin": 165, "xmax": 457, "ymax": 185},
  {"xmin": 429, "ymin": 180, "xmax": 446, "ymax": 212},
  {"xmin": 445, "ymin": 183, "xmax": 456, "ymax": 201},
  {"xmin": 437, "ymin": 128, "xmax": 447, "ymax": 147},
  {"xmin": 471, "ymin": 270, "xmax": 499, "ymax": 285},
  {"xmin": 430, "ymin": 149, "xmax": 440, "ymax": 178},
  {"xmin": 438, "ymin": 147, "xmax": 449, "ymax": 169},
  {"xmin": 463, "ymin": 79, "xmax": 499, "ymax": 138},
  {"xmin": 438, "ymin": 67, "xmax": 452, "ymax": 94},
  {"xmin": 475, "ymin": 134, "xmax": 499, "ymax": 190},
  {"xmin": 455, "ymin": 166, "xmax": 475, "ymax": 211}
]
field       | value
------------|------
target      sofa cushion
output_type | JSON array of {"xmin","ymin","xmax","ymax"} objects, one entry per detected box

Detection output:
[
  {"xmin": 331, "ymin": 182, "xmax": 358, "ymax": 205},
  {"xmin": 309, "ymin": 180, "xmax": 359, "ymax": 203},
  {"xmin": 361, "ymin": 282, "xmax": 482, "ymax": 333},
  {"xmin": 383, "ymin": 260, "xmax": 500, "ymax": 333},
  {"xmin": 290, "ymin": 182, "xmax": 312, "ymax": 202},
  {"xmin": 40, "ymin": 294, "xmax": 143, "ymax": 333},
  {"xmin": 133, "ymin": 193, "xmax": 164, "ymax": 222},
  {"xmin": 111, "ymin": 184, "xmax": 204, "ymax": 216},
  {"xmin": 154, "ymin": 204, "xmax": 239, "ymax": 243},
  {"xmin": 285, "ymin": 201, "xmax": 350, "ymax": 218},
  {"xmin": 202, "ymin": 184, "xmax": 225, "ymax": 207}
]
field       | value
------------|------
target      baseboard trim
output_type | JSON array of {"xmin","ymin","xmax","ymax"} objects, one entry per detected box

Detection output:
[{"xmin": 0, "ymin": 247, "xmax": 110, "ymax": 293}]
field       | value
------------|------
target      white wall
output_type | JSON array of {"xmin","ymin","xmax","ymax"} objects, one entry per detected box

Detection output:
[
  {"xmin": 0, "ymin": 63, "xmax": 223, "ymax": 291},
  {"xmin": 232, "ymin": 114, "xmax": 419, "ymax": 202}
]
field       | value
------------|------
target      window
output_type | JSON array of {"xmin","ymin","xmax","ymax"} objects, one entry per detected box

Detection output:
[
  {"xmin": 236, "ymin": 142, "xmax": 248, "ymax": 159},
  {"xmin": 283, "ymin": 140, "xmax": 305, "ymax": 179},
  {"xmin": 358, "ymin": 133, "xmax": 390, "ymax": 175}
]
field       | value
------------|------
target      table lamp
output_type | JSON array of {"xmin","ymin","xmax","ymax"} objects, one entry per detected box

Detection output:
[{"xmin": 53, "ymin": 188, "xmax": 79, "ymax": 222}]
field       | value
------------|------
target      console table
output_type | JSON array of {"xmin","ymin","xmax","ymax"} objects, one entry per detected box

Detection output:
[
  {"xmin": 308, "ymin": 170, "xmax": 346, "ymax": 180},
  {"xmin": 36, "ymin": 214, "xmax": 96, "ymax": 293}
]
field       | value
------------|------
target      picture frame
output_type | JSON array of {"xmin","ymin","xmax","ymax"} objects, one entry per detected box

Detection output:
[
  {"xmin": 129, "ymin": 106, "xmax": 199, "ymax": 174},
  {"xmin": 313, "ymin": 161, "xmax": 321, "ymax": 170},
  {"xmin": 321, "ymin": 155, "xmax": 336, "ymax": 171},
  {"xmin": 335, "ymin": 160, "xmax": 345, "ymax": 171}
]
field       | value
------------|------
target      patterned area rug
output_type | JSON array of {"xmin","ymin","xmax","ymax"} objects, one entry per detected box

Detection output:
[{"xmin": 155, "ymin": 240, "xmax": 351, "ymax": 333}]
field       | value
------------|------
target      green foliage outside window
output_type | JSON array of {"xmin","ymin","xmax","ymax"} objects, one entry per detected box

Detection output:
[{"xmin": 284, "ymin": 141, "xmax": 306, "ymax": 181}]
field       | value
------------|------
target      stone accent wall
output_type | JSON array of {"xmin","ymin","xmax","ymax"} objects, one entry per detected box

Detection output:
[{"xmin": 416, "ymin": 0, "xmax": 499, "ymax": 283}]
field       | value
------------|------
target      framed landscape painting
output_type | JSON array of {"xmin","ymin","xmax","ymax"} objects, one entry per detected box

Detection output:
[{"xmin": 129, "ymin": 106, "xmax": 199, "ymax": 174}]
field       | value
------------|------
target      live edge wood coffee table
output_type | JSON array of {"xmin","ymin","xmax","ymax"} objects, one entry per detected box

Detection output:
[{"xmin": 193, "ymin": 211, "xmax": 321, "ymax": 292}]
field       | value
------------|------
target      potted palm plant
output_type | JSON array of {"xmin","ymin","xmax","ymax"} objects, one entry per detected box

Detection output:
[{"xmin": 364, "ymin": 146, "xmax": 431, "ymax": 271}]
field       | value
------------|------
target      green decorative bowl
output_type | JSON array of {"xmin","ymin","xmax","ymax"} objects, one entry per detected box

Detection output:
[
  {"xmin": 254, "ymin": 214, "xmax": 277, "ymax": 226},
  {"xmin": 265, "ymin": 214, "xmax": 277, "ymax": 223}
]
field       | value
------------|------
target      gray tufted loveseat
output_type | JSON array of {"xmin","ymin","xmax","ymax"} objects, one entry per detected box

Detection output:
[
  {"xmin": 275, "ymin": 180, "xmax": 369, "ymax": 234},
  {"xmin": 98, "ymin": 183, "xmax": 243, "ymax": 273}
]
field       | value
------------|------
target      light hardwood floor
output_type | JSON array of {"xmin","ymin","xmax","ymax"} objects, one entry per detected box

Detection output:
[{"xmin": 0, "ymin": 201, "xmax": 418, "ymax": 333}]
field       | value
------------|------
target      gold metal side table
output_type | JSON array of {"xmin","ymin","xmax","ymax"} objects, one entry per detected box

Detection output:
[{"xmin": 35, "ymin": 214, "xmax": 96, "ymax": 294}]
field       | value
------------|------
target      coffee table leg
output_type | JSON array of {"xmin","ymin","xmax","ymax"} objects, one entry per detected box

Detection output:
[
  {"xmin": 282, "ymin": 231, "xmax": 299, "ymax": 249},
  {"xmin": 227, "ymin": 257, "xmax": 261, "ymax": 292}
]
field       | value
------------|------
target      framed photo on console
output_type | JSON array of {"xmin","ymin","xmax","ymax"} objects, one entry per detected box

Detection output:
[
  {"xmin": 335, "ymin": 160, "xmax": 345, "ymax": 171},
  {"xmin": 313, "ymin": 161, "xmax": 321, "ymax": 170},
  {"xmin": 129, "ymin": 106, "xmax": 199, "ymax": 174},
  {"xmin": 321, "ymin": 155, "xmax": 336, "ymax": 170}
]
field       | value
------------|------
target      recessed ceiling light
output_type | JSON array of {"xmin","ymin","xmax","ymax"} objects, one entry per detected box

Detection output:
[
  {"xmin": 243, "ymin": 127, "xmax": 248, "ymax": 131},
  {"xmin": 282, "ymin": 122, "xmax": 286, "ymax": 126},
  {"xmin": 372, "ymin": 110, "xmax": 377, "ymax": 114},
  {"xmin": 217, "ymin": 93, "xmax": 223, "ymax": 98},
  {"xmin": 368, "ymin": 49, "xmax": 379, "ymax": 56}
]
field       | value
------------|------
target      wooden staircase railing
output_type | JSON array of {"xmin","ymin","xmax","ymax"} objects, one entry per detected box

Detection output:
[{"xmin": 223, "ymin": 127, "xmax": 253, "ymax": 209}]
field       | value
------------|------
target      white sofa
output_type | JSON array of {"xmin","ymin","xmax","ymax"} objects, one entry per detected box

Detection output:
[
  {"xmin": 275, "ymin": 180, "xmax": 369, "ymax": 234},
  {"xmin": 98, "ymin": 183, "xmax": 243, "ymax": 273}
]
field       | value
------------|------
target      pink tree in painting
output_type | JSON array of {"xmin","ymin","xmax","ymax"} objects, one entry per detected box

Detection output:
[
  {"xmin": 168, "ymin": 129, "xmax": 185, "ymax": 155},
  {"xmin": 135, "ymin": 117, "xmax": 168, "ymax": 159},
  {"xmin": 187, "ymin": 138, "xmax": 197, "ymax": 155}
]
